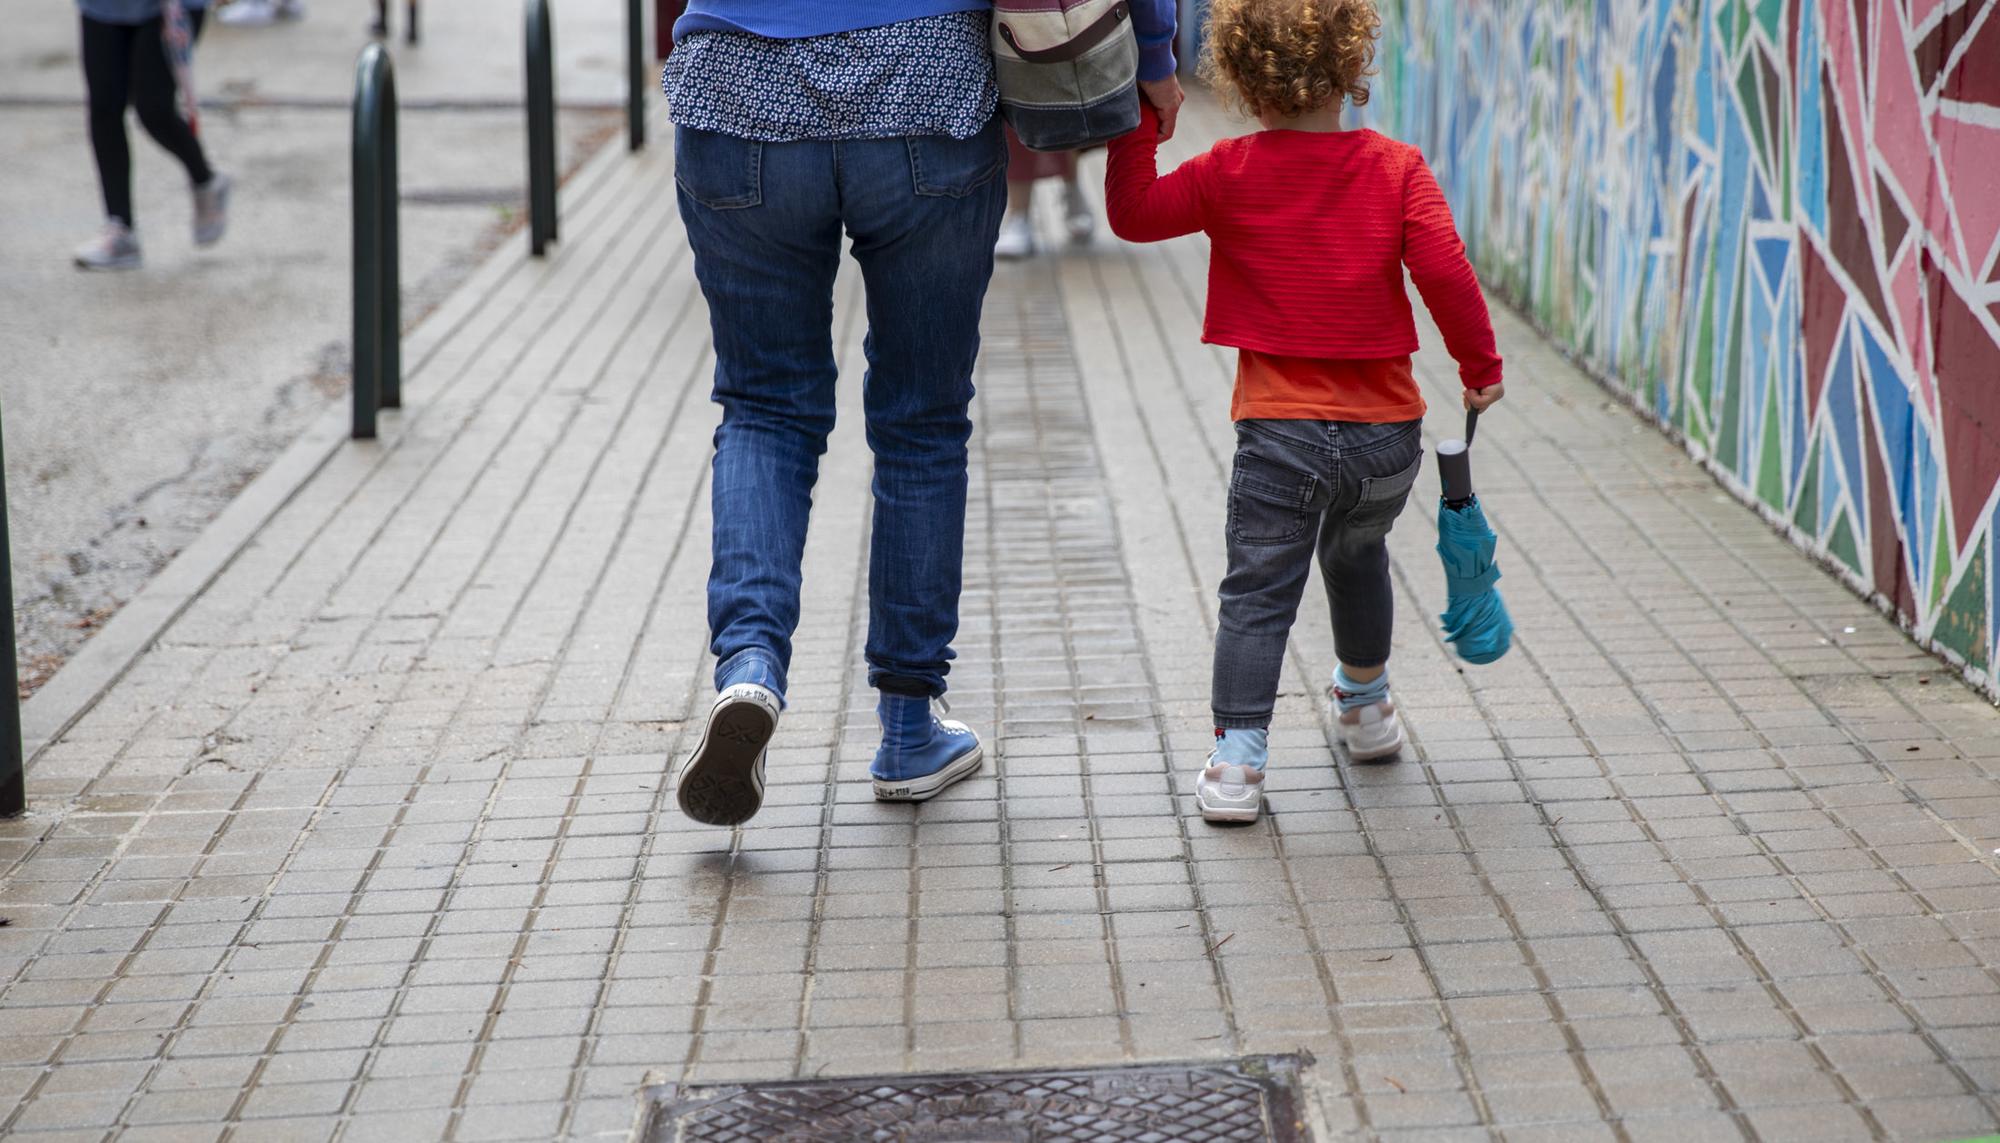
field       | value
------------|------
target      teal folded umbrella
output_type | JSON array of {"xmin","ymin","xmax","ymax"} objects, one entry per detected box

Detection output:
[{"xmin": 1435, "ymin": 410, "xmax": 1513, "ymax": 665}]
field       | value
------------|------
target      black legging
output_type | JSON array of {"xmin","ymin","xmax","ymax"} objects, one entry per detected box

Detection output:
[{"xmin": 81, "ymin": 10, "xmax": 213, "ymax": 228}]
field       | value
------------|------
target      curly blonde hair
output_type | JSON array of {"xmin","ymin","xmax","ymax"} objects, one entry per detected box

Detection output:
[{"xmin": 1201, "ymin": 0, "xmax": 1383, "ymax": 119}]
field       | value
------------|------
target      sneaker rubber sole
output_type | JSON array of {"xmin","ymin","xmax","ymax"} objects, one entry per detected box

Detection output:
[
  {"xmin": 1197, "ymin": 795, "xmax": 1261, "ymax": 824},
  {"xmin": 1344, "ymin": 736, "xmax": 1405, "ymax": 763},
  {"xmin": 676, "ymin": 695, "xmax": 776, "ymax": 826},
  {"xmin": 1339, "ymin": 720, "xmax": 1407, "ymax": 762},
  {"xmin": 75, "ymin": 252, "xmax": 141, "ymax": 271},
  {"xmin": 872, "ymin": 744, "xmax": 983, "ymax": 803}
]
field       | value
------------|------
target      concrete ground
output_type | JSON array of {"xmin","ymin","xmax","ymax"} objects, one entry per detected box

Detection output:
[
  {"xmin": 0, "ymin": 93, "xmax": 1997, "ymax": 1141},
  {"xmin": 0, "ymin": 0, "xmax": 627, "ymax": 695}
]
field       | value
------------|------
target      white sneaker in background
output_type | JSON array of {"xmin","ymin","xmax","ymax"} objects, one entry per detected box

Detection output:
[
  {"xmin": 994, "ymin": 210, "xmax": 1036, "ymax": 260},
  {"xmin": 218, "ymin": 0, "xmax": 305, "ymax": 27},
  {"xmin": 1335, "ymin": 698, "xmax": 1407, "ymax": 762},
  {"xmin": 74, "ymin": 220, "xmax": 142, "ymax": 271}
]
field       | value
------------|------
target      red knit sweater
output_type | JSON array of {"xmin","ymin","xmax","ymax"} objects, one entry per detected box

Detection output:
[{"xmin": 1106, "ymin": 105, "xmax": 1503, "ymax": 391}]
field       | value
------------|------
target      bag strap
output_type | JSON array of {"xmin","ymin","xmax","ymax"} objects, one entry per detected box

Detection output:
[{"xmin": 996, "ymin": 1, "xmax": 1131, "ymax": 64}]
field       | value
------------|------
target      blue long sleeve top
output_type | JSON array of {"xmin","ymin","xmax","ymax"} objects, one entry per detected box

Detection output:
[{"xmin": 677, "ymin": 0, "xmax": 1179, "ymax": 81}]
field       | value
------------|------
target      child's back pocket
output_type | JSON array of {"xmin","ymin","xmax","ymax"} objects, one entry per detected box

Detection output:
[{"xmin": 1343, "ymin": 448, "xmax": 1424, "ymax": 543}]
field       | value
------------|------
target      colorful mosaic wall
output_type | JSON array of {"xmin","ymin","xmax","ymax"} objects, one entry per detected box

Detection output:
[{"xmin": 1367, "ymin": 0, "xmax": 2000, "ymax": 694}]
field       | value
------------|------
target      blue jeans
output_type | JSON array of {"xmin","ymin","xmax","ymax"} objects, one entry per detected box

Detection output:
[{"xmin": 674, "ymin": 118, "xmax": 1008, "ymax": 700}]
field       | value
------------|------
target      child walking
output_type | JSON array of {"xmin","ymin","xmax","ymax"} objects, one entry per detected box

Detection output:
[{"xmin": 1106, "ymin": 0, "xmax": 1505, "ymax": 823}]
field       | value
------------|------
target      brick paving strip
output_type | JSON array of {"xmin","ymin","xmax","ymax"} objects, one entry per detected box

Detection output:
[{"xmin": 1, "ymin": 96, "xmax": 1996, "ymax": 1142}]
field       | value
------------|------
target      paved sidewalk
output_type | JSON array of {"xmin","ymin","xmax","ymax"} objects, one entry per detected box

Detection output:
[{"xmin": 2, "ymin": 97, "xmax": 1999, "ymax": 1142}]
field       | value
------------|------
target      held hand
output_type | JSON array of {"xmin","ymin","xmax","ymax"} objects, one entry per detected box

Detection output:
[
  {"xmin": 1139, "ymin": 75, "xmax": 1185, "ymax": 141},
  {"xmin": 1463, "ymin": 383, "xmax": 1505, "ymax": 413}
]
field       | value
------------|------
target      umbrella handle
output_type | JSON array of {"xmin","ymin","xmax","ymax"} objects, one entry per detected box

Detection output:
[
  {"xmin": 1437, "ymin": 439, "xmax": 1473, "ymax": 506},
  {"xmin": 1440, "ymin": 410, "xmax": 1483, "ymax": 507}
]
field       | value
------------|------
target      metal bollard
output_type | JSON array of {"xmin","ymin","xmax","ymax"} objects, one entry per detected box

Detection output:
[
  {"xmin": 626, "ymin": 0, "xmax": 646, "ymax": 152},
  {"xmin": 0, "ymin": 408, "xmax": 22, "ymax": 818},
  {"xmin": 352, "ymin": 42, "xmax": 402, "ymax": 440},
  {"xmin": 406, "ymin": 0, "xmax": 419, "ymax": 44},
  {"xmin": 525, "ymin": 0, "xmax": 559, "ymax": 257}
]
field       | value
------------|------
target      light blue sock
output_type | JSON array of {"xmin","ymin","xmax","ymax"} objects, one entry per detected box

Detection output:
[
  {"xmin": 1333, "ymin": 666, "xmax": 1390, "ymax": 712},
  {"xmin": 1211, "ymin": 728, "xmax": 1269, "ymax": 772}
]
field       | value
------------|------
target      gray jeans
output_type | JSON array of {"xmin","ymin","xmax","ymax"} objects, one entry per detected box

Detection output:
[{"xmin": 1213, "ymin": 418, "xmax": 1424, "ymax": 729}]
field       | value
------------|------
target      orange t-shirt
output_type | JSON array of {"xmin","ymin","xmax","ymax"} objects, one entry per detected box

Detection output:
[{"xmin": 1233, "ymin": 351, "xmax": 1427, "ymax": 423}]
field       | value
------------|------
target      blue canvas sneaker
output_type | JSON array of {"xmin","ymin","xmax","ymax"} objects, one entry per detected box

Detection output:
[{"xmin": 871, "ymin": 693, "xmax": 982, "ymax": 803}]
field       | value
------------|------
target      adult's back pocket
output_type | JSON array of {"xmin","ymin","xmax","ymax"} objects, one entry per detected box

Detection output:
[
  {"xmin": 674, "ymin": 126, "xmax": 763, "ymax": 210},
  {"xmin": 905, "ymin": 118, "xmax": 1007, "ymax": 198}
]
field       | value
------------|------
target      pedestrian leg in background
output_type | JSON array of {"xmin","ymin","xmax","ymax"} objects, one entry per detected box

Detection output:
[
  {"xmin": 135, "ymin": 8, "xmax": 231, "ymax": 248},
  {"xmin": 994, "ymin": 124, "xmax": 1086, "ymax": 260},
  {"xmin": 672, "ymin": 126, "xmax": 843, "ymax": 826},
  {"xmin": 840, "ymin": 120, "xmax": 1006, "ymax": 802},
  {"xmin": 77, "ymin": 15, "xmax": 143, "ymax": 269}
]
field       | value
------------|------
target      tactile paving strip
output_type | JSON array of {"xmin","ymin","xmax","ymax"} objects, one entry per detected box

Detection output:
[{"xmin": 641, "ymin": 1057, "xmax": 1311, "ymax": 1142}]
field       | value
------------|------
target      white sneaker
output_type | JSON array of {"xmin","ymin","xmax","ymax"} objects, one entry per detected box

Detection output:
[
  {"xmin": 1335, "ymin": 698, "xmax": 1407, "ymax": 762},
  {"xmin": 193, "ymin": 172, "xmax": 231, "ymax": 247},
  {"xmin": 1195, "ymin": 759, "xmax": 1264, "ymax": 824},
  {"xmin": 74, "ymin": 220, "xmax": 142, "ymax": 271},
  {"xmin": 218, "ymin": 0, "xmax": 305, "ymax": 27},
  {"xmin": 994, "ymin": 210, "xmax": 1035, "ymax": 260},
  {"xmin": 1062, "ymin": 182, "xmax": 1096, "ymax": 245},
  {"xmin": 676, "ymin": 683, "xmax": 781, "ymax": 826}
]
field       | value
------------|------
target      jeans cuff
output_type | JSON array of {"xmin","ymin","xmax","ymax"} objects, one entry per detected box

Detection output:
[
  {"xmin": 1212, "ymin": 713, "xmax": 1273, "ymax": 731},
  {"xmin": 868, "ymin": 667, "xmax": 943, "ymax": 699},
  {"xmin": 716, "ymin": 648, "xmax": 788, "ymax": 704}
]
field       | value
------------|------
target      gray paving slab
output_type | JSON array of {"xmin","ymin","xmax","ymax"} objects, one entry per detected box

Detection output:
[{"xmin": 0, "ymin": 91, "xmax": 1996, "ymax": 1141}]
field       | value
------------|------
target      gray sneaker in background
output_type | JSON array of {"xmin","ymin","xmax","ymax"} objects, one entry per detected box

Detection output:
[
  {"xmin": 74, "ymin": 220, "xmax": 142, "ymax": 271},
  {"xmin": 193, "ymin": 173, "xmax": 232, "ymax": 247}
]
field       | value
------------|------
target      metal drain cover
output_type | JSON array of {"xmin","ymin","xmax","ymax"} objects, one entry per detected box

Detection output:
[{"xmin": 641, "ymin": 1057, "xmax": 1310, "ymax": 1142}]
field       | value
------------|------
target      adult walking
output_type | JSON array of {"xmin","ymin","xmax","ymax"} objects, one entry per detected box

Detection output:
[
  {"xmin": 667, "ymin": 0, "xmax": 1182, "ymax": 826},
  {"xmin": 74, "ymin": 0, "xmax": 233, "ymax": 270}
]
